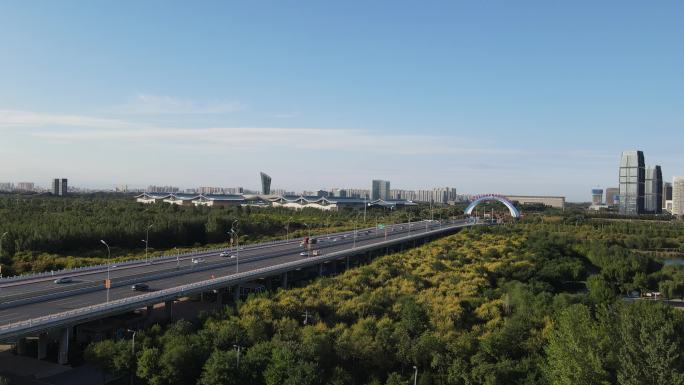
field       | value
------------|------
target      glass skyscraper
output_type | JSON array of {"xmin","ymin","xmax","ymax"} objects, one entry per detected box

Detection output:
[
  {"xmin": 260, "ymin": 172, "xmax": 272, "ymax": 195},
  {"xmin": 619, "ymin": 151, "xmax": 645, "ymax": 215},
  {"xmin": 644, "ymin": 165, "xmax": 663, "ymax": 214}
]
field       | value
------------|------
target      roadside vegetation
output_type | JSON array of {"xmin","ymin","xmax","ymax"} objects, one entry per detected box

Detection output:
[{"xmin": 84, "ymin": 219, "xmax": 684, "ymax": 385}]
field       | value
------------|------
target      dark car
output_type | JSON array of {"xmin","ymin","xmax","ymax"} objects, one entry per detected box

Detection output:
[{"xmin": 131, "ymin": 283, "xmax": 150, "ymax": 291}]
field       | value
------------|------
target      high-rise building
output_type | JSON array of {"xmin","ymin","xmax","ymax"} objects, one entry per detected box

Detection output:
[
  {"xmin": 371, "ymin": 180, "xmax": 390, "ymax": 200},
  {"xmin": 663, "ymin": 182, "xmax": 673, "ymax": 209},
  {"xmin": 16, "ymin": 182, "xmax": 34, "ymax": 191},
  {"xmin": 591, "ymin": 189, "xmax": 603, "ymax": 205},
  {"xmin": 605, "ymin": 187, "xmax": 619, "ymax": 205},
  {"xmin": 619, "ymin": 150, "xmax": 645, "ymax": 215},
  {"xmin": 260, "ymin": 172, "xmax": 272, "ymax": 195},
  {"xmin": 52, "ymin": 178, "xmax": 68, "ymax": 196},
  {"xmin": 672, "ymin": 177, "xmax": 684, "ymax": 216},
  {"xmin": 0, "ymin": 182, "xmax": 13, "ymax": 192},
  {"xmin": 644, "ymin": 165, "xmax": 663, "ymax": 214},
  {"xmin": 433, "ymin": 187, "xmax": 458, "ymax": 204}
]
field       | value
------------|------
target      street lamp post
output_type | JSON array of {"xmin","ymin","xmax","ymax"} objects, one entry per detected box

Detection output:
[
  {"xmin": 0, "ymin": 232, "xmax": 7, "ymax": 278},
  {"xmin": 145, "ymin": 224, "xmax": 152, "ymax": 264},
  {"xmin": 126, "ymin": 329, "xmax": 136, "ymax": 385},
  {"xmin": 100, "ymin": 240, "xmax": 111, "ymax": 303},
  {"xmin": 304, "ymin": 223, "xmax": 311, "ymax": 239},
  {"xmin": 413, "ymin": 366, "xmax": 418, "ymax": 385},
  {"xmin": 231, "ymin": 220, "xmax": 239, "ymax": 273},
  {"xmin": 408, "ymin": 213, "xmax": 412, "ymax": 236},
  {"xmin": 353, "ymin": 213, "xmax": 361, "ymax": 248},
  {"xmin": 286, "ymin": 216, "xmax": 293, "ymax": 241}
]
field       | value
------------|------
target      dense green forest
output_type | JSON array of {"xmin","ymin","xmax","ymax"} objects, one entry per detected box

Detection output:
[
  {"xmin": 0, "ymin": 194, "xmax": 463, "ymax": 276},
  {"xmin": 83, "ymin": 220, "xmax": 684, "ymax": 385}
]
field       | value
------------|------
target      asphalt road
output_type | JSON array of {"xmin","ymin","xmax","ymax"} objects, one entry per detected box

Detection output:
[{"xmin": 0, "ymin": 219, "xmax": 470, "ymax": 325}]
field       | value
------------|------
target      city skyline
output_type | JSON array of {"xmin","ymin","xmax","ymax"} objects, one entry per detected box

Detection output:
[{"xmin": 1, "ymin": 1, "xmax": 684, "ymax": 201}]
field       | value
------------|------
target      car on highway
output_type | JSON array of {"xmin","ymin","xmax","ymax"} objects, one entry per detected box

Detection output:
[
  {"xmin": 219, "ymin": 251, "xmax": 231, "ymax": 257},
  {"xmin": 299, "ymin": 251, "xmax": 308, "ymax": 256},
  {"xmin": 131, "ymin": 283, "xmax": 150, "ymax": 291},
  {"xmin": 53, "ymin": 277, "xmax": 73, "ymax": 284},
  {"xmin": 191, "ymin": 258, "xmax": 205, "ymax": 264}
]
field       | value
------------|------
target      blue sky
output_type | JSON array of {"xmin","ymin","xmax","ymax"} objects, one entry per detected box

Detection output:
[{"xmin": 1, "ymin": 1, "xmax": 683, "ymax": 200}]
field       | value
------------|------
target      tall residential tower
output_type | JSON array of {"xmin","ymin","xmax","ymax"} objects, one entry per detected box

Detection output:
[{"xmin": 672, "ymin": 177, "xmax": 684, "ymax": 216}]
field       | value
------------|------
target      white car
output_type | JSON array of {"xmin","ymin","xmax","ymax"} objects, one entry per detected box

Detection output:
[
  {"xmin": 191, "ymin": 258, "xmax": 205, "ymax": 264},
  {"xmin": 219, "ymin": 251, "xmax": 231, "ymax": 257},
  {"xmin": 299, "ymin": 252, "xmax": 308, "ymax": 257}
]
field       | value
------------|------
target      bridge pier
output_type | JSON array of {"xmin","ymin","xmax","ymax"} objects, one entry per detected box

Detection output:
[
  {"xmin": 146, "ymin": 305, "xmax": 154, "ymax": 316},
  {"xmin": 215, "ymin": 289, "xmax": 225, "ymax": 309},
  {"xmin": 318, "ymin": 264, "xmax": 324, "ymax": 277},
  {"xmin": 345, "ymin": 256, "xmax": 349, "ymax": 270},
  {"xmin": 58, "ymin": 327, "xmax": 70, "ymax": 365},
  {"xmin": 164, "ymin": 300, "xmax": 173, "ymax": 320},
  {"xmin": 37, "ymin": 333, "xmax": 48, "ymax": 360},
  {"xmin": 281, "ymin": 272, "xmax": 288, "ymax": 289},
  {"xmin": 16, "ymin": 337, "xmax": 27, "ymax": 356},
  {"xmin": 233, "ymin": 285, "xmax": 240, "ymax": 302}
]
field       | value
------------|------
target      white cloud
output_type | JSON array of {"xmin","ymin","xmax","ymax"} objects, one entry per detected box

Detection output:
[
  {"xmin": 112, "ymin": 93, "xmax": 246, "ymax": 115},
  {"xmin": 0, "ymin": 109, "xmax": 131, "ymax": 128},
  {"xmin": 30, "ymin": 126, "xmax": 524, "ymax": 157}
]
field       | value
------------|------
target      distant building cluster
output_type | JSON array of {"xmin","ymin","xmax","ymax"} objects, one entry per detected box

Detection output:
[
  {"xmin": 0, "ymin": 179, "xmax": 70, "ymax": 195},
  {"xmin": 592, "ymin": 150, "xmax": 684, "ymax": 217},
  {"xmin": 135, "ymin": 192, "xmax": 417, "ymax": 212}
]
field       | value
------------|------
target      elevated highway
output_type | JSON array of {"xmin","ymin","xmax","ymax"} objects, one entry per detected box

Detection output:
[{"xmin": 0, "ymin": 218, "xmax": 478, "ymax": 363}]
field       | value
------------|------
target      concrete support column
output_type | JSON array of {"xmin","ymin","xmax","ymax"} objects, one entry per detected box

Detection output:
[
  {"xmin": 318, "ymin": 264, "xmax": 324, "ymax": 277},
  {"xmin": 37, "ymin": 333, "xmax": 48, "ymax": 360},
  {"xmin": 164, "ymin": 300, "xmax": 173, "ymax": 320},
  {"xmin": 266, "ymin": 277, "xmax": 273, "ymax": 290},
  {"xmin": 58, "ymin": 328, "xmax": 70, "ymax": 365},
  {"xmin": 233, "ymin": 285, "xmax": 240, "ymax": 302},
  {"xmin": 345, "ymin": 256, "xmax": 350, "ymax": 270},
  {"xmin": 146, "ymin": 305, "xmax": 154, "ymax": 316},
  {"xmin": 16, "ymin": 337, "xmax": 27, "ymax": 356},
  {"xmin": 216, "ymin": 289, "xmax": 224, "ymax": 308},
  {"xmin": 281, "ymin": 272, "xmax": 288, "ymax": 289}
]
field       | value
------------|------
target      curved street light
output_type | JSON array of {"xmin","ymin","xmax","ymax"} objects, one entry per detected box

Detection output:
[
  {"xmin": 145, "ymin": 224, "xmax": 153, "ymax": 264},
  {"xmin": 0, "ymin": 232, "xmax": 7, "ymax": 278},
  {"xmin": 285, "ymin": 216, "xmax": 293, "ymax": 241},
  {"xmin": 231, "ymin": 220, "xmax": 239, "ymax": 273},
  {"xmin": 100, "ymin": 239, "xmax": 111, "ymax": 303}
]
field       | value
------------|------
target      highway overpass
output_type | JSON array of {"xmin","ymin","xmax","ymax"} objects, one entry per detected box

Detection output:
[{"xmin": 0, "ymin": 218, "xmax": 477, "ymax": 364}]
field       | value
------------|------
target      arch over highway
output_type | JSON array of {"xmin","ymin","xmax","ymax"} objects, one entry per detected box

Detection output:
[{"xmin": 465, "ymin": 194, "xmax": 521, "ymax": 219}]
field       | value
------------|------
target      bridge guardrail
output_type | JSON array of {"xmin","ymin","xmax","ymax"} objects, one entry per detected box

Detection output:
[{"xmin": 0, "ymin": 222, "xmax": 473, "ymax": 339}]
